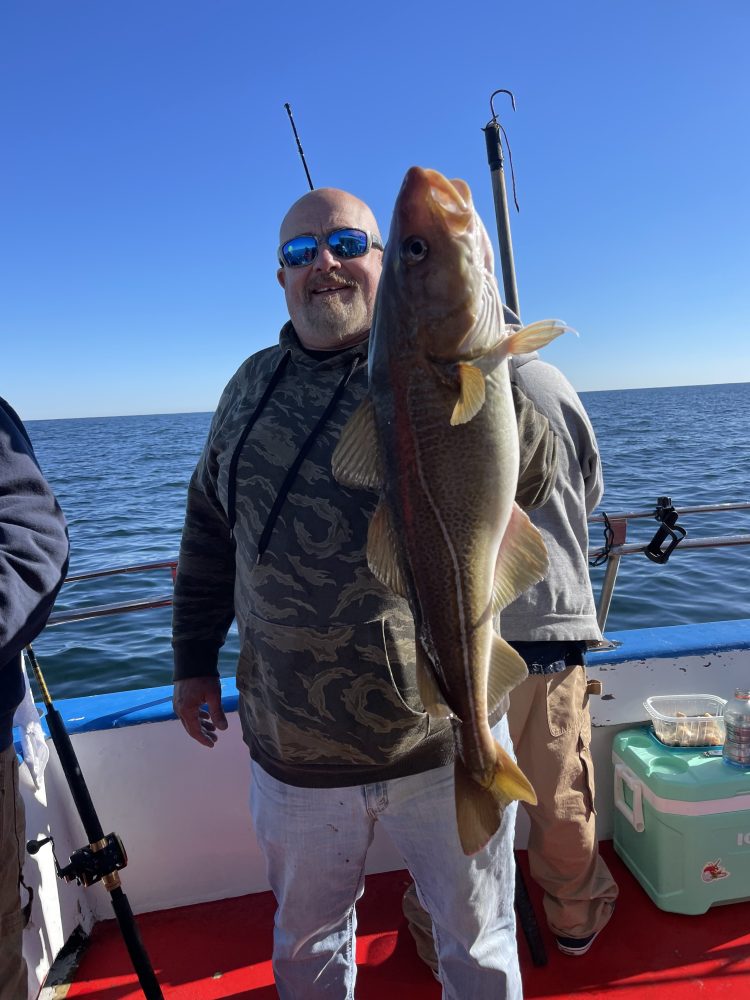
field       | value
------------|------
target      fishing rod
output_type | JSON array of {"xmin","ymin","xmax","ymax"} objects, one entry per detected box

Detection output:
[
  {"xmin": 482, "ymin": 88, "xmax": 548, "ymax": 968},
  {"xmin": 284, "ymin": 102, "xmax": 315, "ymax": 191},
  {"xmin": 483, "ymin": 89, "xmax": 521, "ymax": 319},
  {"xmin": 24, "ymin": 644, "xmax": 164, "ymax": 999}
]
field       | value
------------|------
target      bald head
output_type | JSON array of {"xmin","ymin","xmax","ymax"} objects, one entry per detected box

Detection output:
[
  {"xmin": 276, "ymin": 187, "xmax": 383, "ymax": 351},
  {"xmin": 279, "ymin": 188, "xmax": 381, "ymax": 246}
]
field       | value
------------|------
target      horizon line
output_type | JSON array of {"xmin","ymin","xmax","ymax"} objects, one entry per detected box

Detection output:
[{"xmin": 22, "ymin": 379, "xmax": 750, "ymax": 423}]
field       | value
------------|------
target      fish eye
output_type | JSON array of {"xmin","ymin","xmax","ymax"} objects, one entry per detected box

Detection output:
[{"xmin": 401, "ymin": 236, "xmax": 429, "ymax": 264}]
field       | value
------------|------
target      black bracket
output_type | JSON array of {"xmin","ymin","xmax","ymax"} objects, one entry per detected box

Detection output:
[{"xmin": 644, "ymin": 496, "xmax": 687, "ymax": 564}]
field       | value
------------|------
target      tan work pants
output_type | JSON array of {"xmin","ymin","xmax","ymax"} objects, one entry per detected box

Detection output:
[
  {"xmin": 0, "ymin": 744, "xmax": 28, "ymax": 1000},
  {"xmin": 509, "ymin": 665, "xmax": 618, "ymax": 939}
]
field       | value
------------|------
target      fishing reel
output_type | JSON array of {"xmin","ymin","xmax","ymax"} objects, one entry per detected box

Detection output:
[
  {"xmin": 28, "ymin": 832, "xmax": 128, "ymax": 888},
  {"xmin": 644, "ymin": 496, "xmax": 687, "ymax": 564}
]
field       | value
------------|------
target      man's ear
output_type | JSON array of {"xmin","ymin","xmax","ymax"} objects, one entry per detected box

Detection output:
[{"xmin": 277, "ymin": 267, "xmax": 286, "ymax": 289}]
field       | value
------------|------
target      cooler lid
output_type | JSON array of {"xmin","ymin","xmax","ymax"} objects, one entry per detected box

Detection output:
[{"xmin": 613, "ymin": 726, "xmax": 750, "ymax": 803}]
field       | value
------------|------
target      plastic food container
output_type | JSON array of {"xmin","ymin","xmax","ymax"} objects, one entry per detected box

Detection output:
[{"xmin": 643, "ymin": 694, "xmax": 726, "ymax": 748}]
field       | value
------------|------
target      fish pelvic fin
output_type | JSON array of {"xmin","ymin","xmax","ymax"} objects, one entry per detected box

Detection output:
[
  {"xmin": 454, "ymin": 743, "xmax": 537, "ymax": 856},
  {"xmin": 504, "ymin": 319, "xmax": 574, "ymax": 356},
  {"xmin": 487, "ymin": 633, "xmax": 529, "ymax": 712},
  {"xmin": 491, "ymin": 503, "xmax": 549, "ymax": 614},
  {"xmin": 416, "ymin": 643, "xmax": 453, "ymax": 719},
  {"xmin": 332, "ymin": 395, "xmax": 383, "ymax": 490},
  {"xmin": 450, "ymin": 363, "xmax": 486, "ymax": 425},
  {"xmin": 367, "ymin": 500, "xmax": 409, "ymax": 597}
]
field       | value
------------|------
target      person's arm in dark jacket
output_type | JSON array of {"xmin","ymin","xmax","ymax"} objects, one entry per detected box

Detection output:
[{"xmin": 0, "ymin": 397, "xmax": 69, "ymax": 670}]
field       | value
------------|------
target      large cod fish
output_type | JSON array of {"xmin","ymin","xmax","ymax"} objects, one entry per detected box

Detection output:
[{"xmin": 333, "ymin": 166, "xmax": 567, "ymax": 855}]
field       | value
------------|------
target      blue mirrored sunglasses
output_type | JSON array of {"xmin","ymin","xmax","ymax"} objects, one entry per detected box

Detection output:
[{"xmin": 278, "ymin": 228, "xmax": 384, "ymax": 268}]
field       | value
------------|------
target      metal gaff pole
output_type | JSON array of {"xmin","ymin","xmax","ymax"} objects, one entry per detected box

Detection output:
[
  {"xmin": 483, "ymin": 90, "xmax": 521, "ymax": 319},
  {"xmin": 596, "ymin": 552, "xmax": 623, "ymax": 633},
  {"xmin": 24, "ymin": 645, "xmax": 164, "ymax": 999},
  {"xmin": 482, "ymin": 88, "xmax": 547, "ymax": 967}
]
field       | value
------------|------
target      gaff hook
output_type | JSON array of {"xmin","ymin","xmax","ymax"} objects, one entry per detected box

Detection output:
[
  {"xmin": 489, "ymin": 88, "xmax": 517, "ymax": 120},
  {"xmin": 485, "ymin": 90, "xmax": 519, "ymax": 213},
  {"xmin": 482, "ymin": 87, "xmax": 522, "ymax": 317}
]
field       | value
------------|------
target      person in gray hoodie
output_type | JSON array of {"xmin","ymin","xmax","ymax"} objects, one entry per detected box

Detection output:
[
  {"xmin": 1, "ymin": 397, "xmax": 69, "ymax": 1000},
  {"xmin": 172, "ymin": 188, "xmax": 559, "ymax": 1000},
  {"xmin": 403, "ymin": 309, "xmax": 618, "ymax": 969}
]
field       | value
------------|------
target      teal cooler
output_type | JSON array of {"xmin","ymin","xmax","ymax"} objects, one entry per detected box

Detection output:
[{"xmin": 612, "ymin": 727, "xmax": 750, "ymax": 914}]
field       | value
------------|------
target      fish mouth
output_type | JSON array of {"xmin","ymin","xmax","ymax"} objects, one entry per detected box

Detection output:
[{"xmin": 400, "ymin": 166, "xmax": 473, "ymax": 236}]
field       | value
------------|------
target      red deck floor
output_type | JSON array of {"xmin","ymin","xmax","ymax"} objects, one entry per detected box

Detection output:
[{"xmin": 65, "ymin": 843, "xmax": 750, "ymax": 999}]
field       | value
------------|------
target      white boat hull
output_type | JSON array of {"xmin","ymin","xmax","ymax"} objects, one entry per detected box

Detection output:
[{"xmin": 18, "ymin": 618, "xmax": 750, "ymax": 994}]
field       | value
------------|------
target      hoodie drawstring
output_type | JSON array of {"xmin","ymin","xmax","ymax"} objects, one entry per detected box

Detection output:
[
  {"xmin": 227, "ymin": 350, "xmax": 292, "ymax": 538},
  {"xmin": 256, "ymin": 353, "xmax": 364, "ymax": 563}
]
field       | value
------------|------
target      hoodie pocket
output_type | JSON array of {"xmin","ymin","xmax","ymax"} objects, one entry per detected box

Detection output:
[{"xmin": 236, "ymin": 613, "xmax": 430, "ymax": 767}]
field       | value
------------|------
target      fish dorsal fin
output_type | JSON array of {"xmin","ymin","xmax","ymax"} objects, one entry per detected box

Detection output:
[
  {"xmin": 450, "ymin": 363, "xmax": 486, "ymax": 426},
  {"xmin": 416, "ymin": 643, "xmax": 453, "ymax": 719},
  {"xmin": 367, "ymin": 500, "xmax": 408, "ymax": 597},
  {"xmin": 505, "ymin": 319, "xmax": 572, "ymax": 356},
  {"xmin": 331, "ymin": 395, "xmax": 383, "ymax": 490},
  {"xmin": 487, "ymin": 633, "xmax": 529, "ymax": 712},
  {"xmin": 491, "ymin": 503, "xmax": 549, "ymax": 613}
]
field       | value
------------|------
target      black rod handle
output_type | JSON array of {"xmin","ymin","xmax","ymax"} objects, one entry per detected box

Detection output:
[
  {"xmin": 110, "ymin": 887, "xmax": 164, "ymax": 999},
  {"xmin": 45, "ymin": 707, "xmax": 105, "ymax": 843}
]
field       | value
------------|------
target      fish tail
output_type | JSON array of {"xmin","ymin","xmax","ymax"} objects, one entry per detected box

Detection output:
[{"xmin": 454, "ymin": 743, "xmax": 537, "ymax": 856}]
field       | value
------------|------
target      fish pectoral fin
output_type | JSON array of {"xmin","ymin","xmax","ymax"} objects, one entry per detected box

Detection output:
[
  {"xmin": 450, "ymin": 363, "xmax": 486, "ymax": 425},
  {"xmin": 332, "ymin": 395, "xmax": 383, "ymax": 490},
  {"xmin": 491, "ymin": 503, "xmax": 549, "ymax": 613},
  {"xmin": 504, "ymin": 319, "xmax": 573, "ymax": 356},
  {"xmin": 416, "ymin": 644, "xmax": 453, "ymax": 719},
  {"xmin": 367, "ymin": 500, "xmax": 409, "ymax": 597},
  {"xmin": 487, "ymin": 634, "xmax": 529, "ymax": 711},
  {"xmin": 454, "ymin": 742, "xmax": 537, "ymax": 856}
]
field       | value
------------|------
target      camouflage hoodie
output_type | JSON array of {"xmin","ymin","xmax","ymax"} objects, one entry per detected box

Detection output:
[{"xmin": 173, "ymin": 323, "xmax": 558, "ymax": 787}]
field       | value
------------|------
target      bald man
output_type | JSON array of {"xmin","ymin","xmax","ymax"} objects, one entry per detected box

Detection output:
[{"xmin": 172, "ymin": 187, "xmax": 558, "ymax": 999}]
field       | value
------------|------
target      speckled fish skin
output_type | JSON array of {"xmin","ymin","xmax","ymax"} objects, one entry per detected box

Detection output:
[
  {"xmin": 370, "ymin": 168, "xmax": 518, "ymax": 721},
  {"xmin": 334, "ymin": 167, "xmax": 569, "ymax": 853}
]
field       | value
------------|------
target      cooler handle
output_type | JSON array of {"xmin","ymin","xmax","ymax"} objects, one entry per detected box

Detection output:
[{"xmin": 614, "ymin": 763, "xmax": 645, "ymax": 832}]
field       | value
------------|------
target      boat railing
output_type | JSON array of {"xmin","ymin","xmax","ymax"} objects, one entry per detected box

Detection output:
[
  {"xmin": 46, "ymin": 560, "xmax": 177, "ymax": 626},
  {"xmin": 45, "ymin": 500, "xmax": 750, "ymax": 633},
  {"xmin": 589, "ymin": 500, "xmax": 750, "ymax": 636}
]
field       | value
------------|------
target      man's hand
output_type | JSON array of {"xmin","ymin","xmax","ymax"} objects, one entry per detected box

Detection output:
[{"xmin": 173, "ymin": 676, "xmax": 228, "ymax": 748}]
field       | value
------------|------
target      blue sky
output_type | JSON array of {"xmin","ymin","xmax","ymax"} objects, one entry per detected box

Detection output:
[{"xmin": 3, "ymin": 1, "xmax": 748, "ymax": 420}]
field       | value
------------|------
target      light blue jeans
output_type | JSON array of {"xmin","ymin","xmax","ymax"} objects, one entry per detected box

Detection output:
[{"xmin": 249, "ymin": 717, "xmax": 521, "ymax": 1000}]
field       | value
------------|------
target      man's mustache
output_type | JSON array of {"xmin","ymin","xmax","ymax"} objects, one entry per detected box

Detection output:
[{"xmin": 306, "ymin": 276, "xmax": 358, "ymax": 299}]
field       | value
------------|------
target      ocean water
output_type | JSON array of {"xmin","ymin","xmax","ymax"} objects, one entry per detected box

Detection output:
[{"xmin": 25, "ymin": 382, "xmax": 750, "ymax": 701}]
